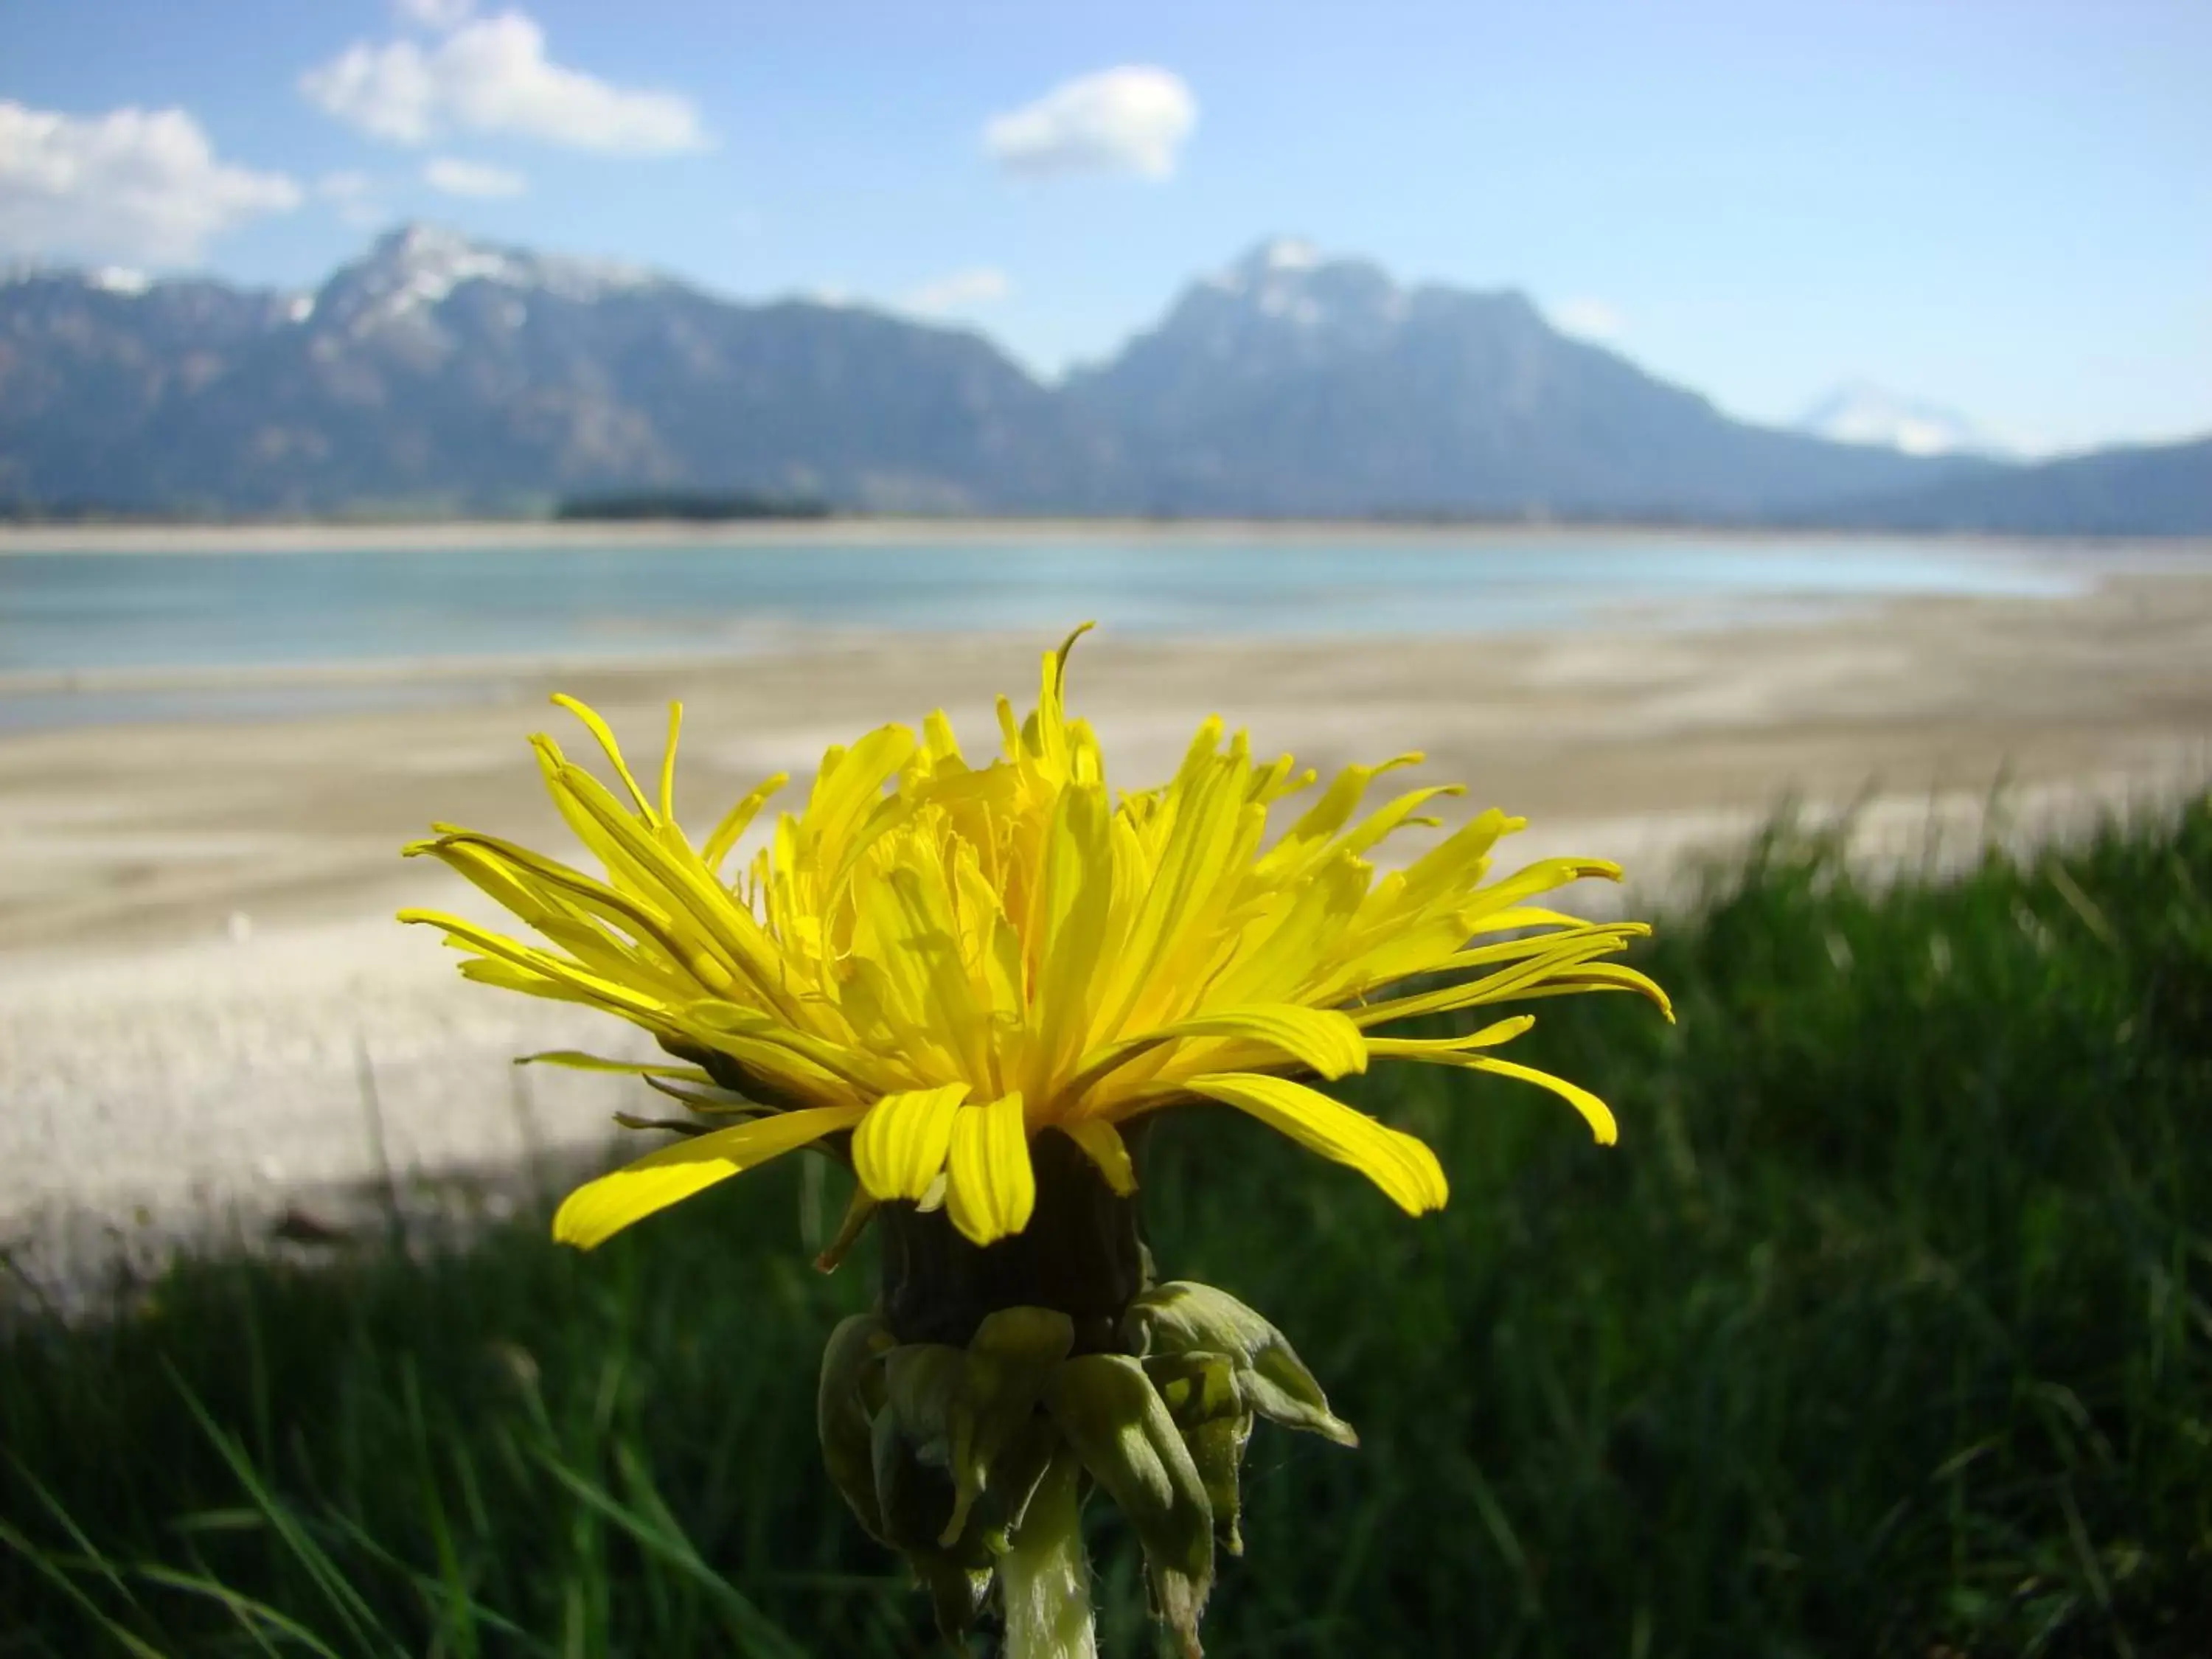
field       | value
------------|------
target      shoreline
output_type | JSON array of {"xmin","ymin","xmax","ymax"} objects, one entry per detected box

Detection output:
[
  {"xmin": 5, "ymin": 515, "xmax": 2208, "ymax": 557},
  {"xmin": 5, "ymin": 569, "xmax": 2211, "ymax": 1299},
  {"xmin": 7, "ymin": 571, "xmax": 2212, "ymax": 953},
  {"xmin": 0, "ymin": 594, "xmax": 2075, "ymax": 700}
]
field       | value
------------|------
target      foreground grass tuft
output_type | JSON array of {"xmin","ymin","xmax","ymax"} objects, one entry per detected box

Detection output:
[{"xmin": 5, "ymin": 801, "xmax": 2210, "ymax": 1655}]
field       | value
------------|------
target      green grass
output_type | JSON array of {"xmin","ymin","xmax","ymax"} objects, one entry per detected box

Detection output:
[{"xmin": 6, "ymin": 801, "xmax": 2211, "ymax": 1657}]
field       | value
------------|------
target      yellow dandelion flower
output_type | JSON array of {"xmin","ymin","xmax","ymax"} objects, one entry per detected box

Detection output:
[{"xmin": 400, "ymin": 625, "xmax": 1669, "ymax": 1254}]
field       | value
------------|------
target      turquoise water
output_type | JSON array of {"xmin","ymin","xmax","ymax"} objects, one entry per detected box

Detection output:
[{"xmin": 0, "ymin": 532, "xmax": 2083, "ymax": 728}]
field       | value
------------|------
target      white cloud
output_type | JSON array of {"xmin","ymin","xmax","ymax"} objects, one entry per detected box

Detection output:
[
  {"xmin": 396, "ymin": 0, "xmax": 475, "ymax": 29},
  {"xmin": 0, "ymin": 100, "xmax": 300, "ymax": 265},
  {"xmin": 984, "ymin": 66, "xmax": 1196, "ymax": 181},
  {"xmin": 901, "ymin": 265, "xmax": 1012, "ymax": 316},
  {"xmin": 423, "ymin": 156, "xmax": 526, "ymax": 197},
  {"xmin": 301, "ymin": 10, "xmax": 706, "ymax": 154},
  {"xmin": 1548, "ymin": 297, "xmax": 1625, "ymax": 341}
]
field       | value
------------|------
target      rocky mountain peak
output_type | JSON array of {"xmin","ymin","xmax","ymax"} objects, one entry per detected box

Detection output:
[
  {"xmin": 1193, "ymin": 237, "xmax": 1405, "ymax": 335},
  {"xmin": 1221, "ymin": 236, "xmax": 1324, "ymax": 282},
  {"xmin": 310, "ymin": 221, "xmax": 664, "ymax": 334}
]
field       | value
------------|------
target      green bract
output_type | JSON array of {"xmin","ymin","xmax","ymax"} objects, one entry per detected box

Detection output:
[{"xmin": 815, "ymin": 1280, "xmax": 1356, "ymax": 1656}]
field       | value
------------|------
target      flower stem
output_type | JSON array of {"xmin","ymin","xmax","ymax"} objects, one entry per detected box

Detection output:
[{"xmin": 1000, "ymin": 1453, "xmax": 1097, "ymax": 1659}]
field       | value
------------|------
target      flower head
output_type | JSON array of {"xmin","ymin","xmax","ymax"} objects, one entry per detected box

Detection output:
[{"xmin": 401, "ymin": 626, "xmax": 1668, "ymax": 1252}]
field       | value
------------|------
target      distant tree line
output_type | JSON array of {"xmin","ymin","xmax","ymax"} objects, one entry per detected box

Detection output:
[{"xmin": 552, "ymin": 490, "xmax": 833, "ymax": 523}]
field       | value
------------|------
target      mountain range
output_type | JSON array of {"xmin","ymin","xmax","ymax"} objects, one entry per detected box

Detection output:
[
  {"xmin": 2, "ymin": 226, "xmax": 2205, "ymax": 534},
  {"xmin": 1065, "ymin": 240, "xmax": 1970, "ymax": 519}
]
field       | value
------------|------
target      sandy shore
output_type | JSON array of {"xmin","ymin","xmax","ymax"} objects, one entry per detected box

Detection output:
[
  {"xmin": 0, "ymin": 518, "xmax": 1885, "ymax": 555},
  {"xmin": 9, "ymin": 516, "xmax": 2204, "ymax": 557},
  {"xmin": 5, "ymin": 570, "xmax": 2211, "ymax": 1305}
]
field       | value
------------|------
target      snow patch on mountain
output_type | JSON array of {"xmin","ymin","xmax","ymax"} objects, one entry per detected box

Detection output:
[
  {"xmin": 1798, "ymin": 382, "xmax": 2017, "ymax": 459},
  {"xmin": 315, "ymin": 223, "xmax": 664, "ymax": 335},
  {"xmin": 88, "ymin": 266, "xmax": 152, "ymax": 295}
]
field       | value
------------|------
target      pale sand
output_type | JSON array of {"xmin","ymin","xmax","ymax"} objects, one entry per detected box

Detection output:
[
  {"xmin": 5, "ymin": 570, "xmax": 2211, "ymax": 1304},
  {"xmin": 10, "ymin": 517, "xmax": 2202, "ymax": 557}
]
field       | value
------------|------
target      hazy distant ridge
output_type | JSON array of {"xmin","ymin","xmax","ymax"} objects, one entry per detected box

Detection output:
[
  {"xmin": 2, "ymin": 225, "xmax": 2204, "ymax": 532},
  {"xmin": 1812, "ymin": 437, "xmax": 2212, "ymax": 537}
]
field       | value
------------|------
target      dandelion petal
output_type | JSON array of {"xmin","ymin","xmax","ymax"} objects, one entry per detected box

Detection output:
[{"xmin": 553, "ymin": 1105, "xmax": 864, "ymax": 1249}]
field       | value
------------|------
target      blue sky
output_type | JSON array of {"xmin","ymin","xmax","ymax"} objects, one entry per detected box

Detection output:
[{"xmin": 4, "ymin": 0, "xmax": 2207, "ymax": 453}]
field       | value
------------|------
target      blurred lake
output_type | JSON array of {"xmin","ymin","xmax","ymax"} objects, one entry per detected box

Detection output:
[{"xmin": 0, "ymin": 531, "xmax": 2087, "ymax": 731}]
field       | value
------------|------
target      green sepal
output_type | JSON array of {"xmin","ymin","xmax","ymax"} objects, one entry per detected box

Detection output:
[
  {"xmin": 869, "ymin": 1404, "xmax": 998, "ymax": 1640},
  {"xmin": 874, "ymin": 1346, "xmax": 975, "ymax": 1552},
  {"xmin": 1042, "ymin": 1352, "xmax": 1214, "ymax": 1658},
  {"xmin": 878, "ymin": 1309, "xmax": 1075, "ymax": 1551},
  {"xmin": 1144, "ymin": 1351, "xmax": 1254, "ymax": 1557},
  {"xmin": 1186, "ymin": 1414, "xmax": 1254, "ymax": 1559},
  {"xmin": 1124, "ymin": 1281, "xmax": 1357, "ymax": 1447},
  {"xmin": 914, "ymin": 1554, "xmax": 992, "ymax": 1646},
  {"xmin": 816, "ymin": 1314, "xmax": 897, "ymax": 1545},
  {"xmin": 952, "ymin": 1307, "xmax": 1077, "ymax": 1546},
  {"xmin": 969, "ymin": 1412, "xmax": 1060, "ymax": 1556}
]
